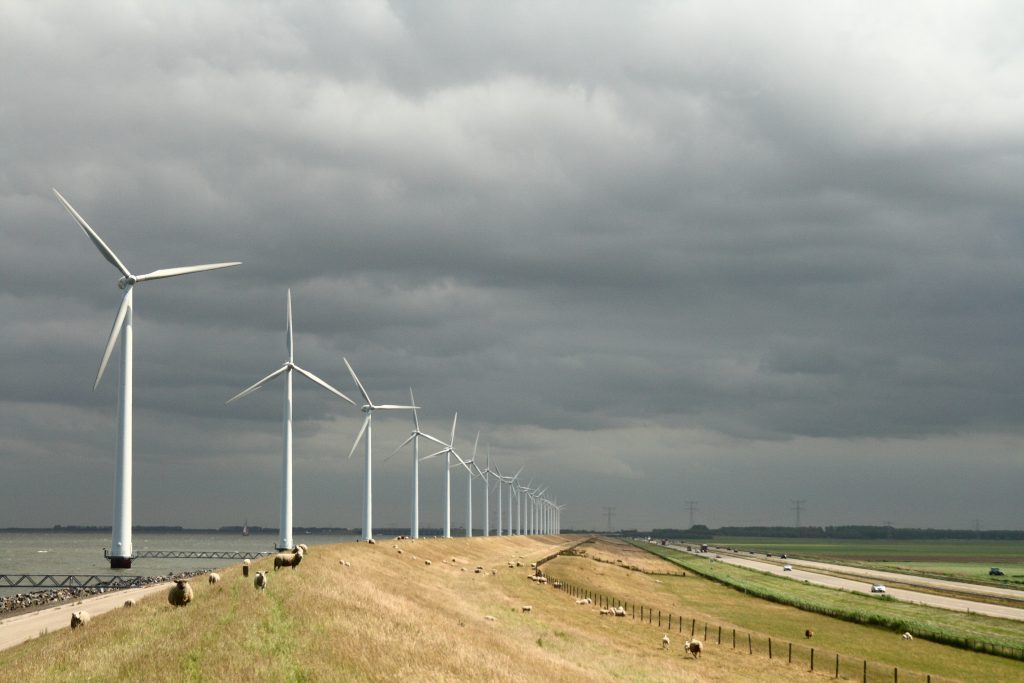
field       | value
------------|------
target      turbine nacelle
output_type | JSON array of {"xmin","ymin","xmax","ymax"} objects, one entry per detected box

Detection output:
[{"xmin": 117, "ymin": 275, "xmax": 137, "ymax": 290}]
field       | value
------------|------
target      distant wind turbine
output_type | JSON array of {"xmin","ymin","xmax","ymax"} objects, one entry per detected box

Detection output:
[
  {"xmin": 227, "ymin": 290, "xmax": 354, "ymax": 552},
  {"xmin": 343, "ymin": 358, "xmax": 417, "ymax": 542},
  {"xmin": 385, "ymin": 388, "xmax": 432, "ymax": 539},
  {"xmin": 424, "ymin": 414, "xmax": 459, "ymax": 538},
  {"xmin": 55, "ymin": 189, "xmax": 241, "ymax": 568}
]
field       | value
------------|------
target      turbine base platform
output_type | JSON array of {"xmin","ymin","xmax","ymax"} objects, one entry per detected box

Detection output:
[{"xmin": 109, "ymin": 556, "xmax": 132, "ymax": 569}]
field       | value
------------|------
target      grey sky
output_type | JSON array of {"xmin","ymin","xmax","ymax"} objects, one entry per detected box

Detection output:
[{"xmin": 2, "ymin": 1, "xmax": 1022, "ymax": 531}]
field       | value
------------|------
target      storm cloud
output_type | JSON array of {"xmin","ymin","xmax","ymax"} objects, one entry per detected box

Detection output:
[{"xmin": 1, "ymin": 1, "xmax": 1022, "ymax": 531}]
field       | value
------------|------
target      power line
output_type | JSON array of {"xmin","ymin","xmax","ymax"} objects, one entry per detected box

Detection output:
[
  {"xmin": 685, "ymin": 500, "xmax": 698, "ymax": 528},
  {"xmin": 790, "ymin": 500, "xmax": 806, "ymax": 528},
  {"xmin": 602, "ymin": 506, "xmax": 616, "ymax": 533}
]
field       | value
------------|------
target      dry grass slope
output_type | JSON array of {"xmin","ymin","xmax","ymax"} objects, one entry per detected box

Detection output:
[{"xmin": 5, "ymin": 535, "xmax": 1013, "ymax": 682}]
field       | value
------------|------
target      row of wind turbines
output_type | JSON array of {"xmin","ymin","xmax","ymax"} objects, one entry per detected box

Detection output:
[{"xmin": 54, "ymin": 190, "xmax": 564, "ymax": 568}]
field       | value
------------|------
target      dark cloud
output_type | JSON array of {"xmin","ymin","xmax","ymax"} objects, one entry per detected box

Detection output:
[{"xmin": 1, "ymin": 1, "xmax": 1022, "ymax": 530}]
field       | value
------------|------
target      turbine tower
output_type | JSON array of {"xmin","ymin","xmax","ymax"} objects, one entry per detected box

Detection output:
[
  {"xmin": 55, "ymin": 189, "xmax": 241, "ymax": 568},
  {"xmin": 386, "ymin": 388, "xmax": 432, "ymax": 539},
  {"xmin": 343, "ymin": 358, "xmax": 416, "ymax": 542},
  {"xmin": 227, "ymin": 290, "xmax": 354, "ymax": 552},
  {"xmin": 424, "ymin": 414, "xmax": 459, "ymax": 538}
]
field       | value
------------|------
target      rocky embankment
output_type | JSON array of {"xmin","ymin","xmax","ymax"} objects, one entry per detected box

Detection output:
[{"xmin": 0, "ymin": 571, "xmax": 206, "ymax": 617}]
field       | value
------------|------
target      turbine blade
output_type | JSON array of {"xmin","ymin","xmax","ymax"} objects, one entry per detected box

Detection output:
[
  {"xmin": 383, "ymin": 434, "xmax": 416, "ymax": 461},
  {"xmin": 421, "ymin": 433, "xmax": 449, "ymax": 448},
  {"xmin": 286, "ymin": 289, "xmax": 293, "ymax": 362},
  {"xmin": 410, "ymin": 388, "xmax": 420, "ymax": 431},
  {"xmin": 342, "ymin": 357, "xmax": 373, "ymax": 406},
  {"xmin": 449, "ymin": 413, "xmax": 458, "ymax": 445},
  {"xmin": 292, "ymin": 364, "xmax": 356, "ymax": 405},
  {"xmin": 425, "ymin": 447, "xmax": 447, "ymax": 459},
  {"xmin": 348, "ymin": 415, "xmax": 370, "ymax": 459},
  {"xmin": 133, "ymin": 262, "xmax": 241, "ymax": 283},
  {"xmin": 53, "ymin": 189, "xmax": 131, "ymax": 278},
  {"xmin": 375, "ymin": 404, "xmax": 417, "ymax": 410},
  {"xmin": 94, "ymin": 287, "xmax": 132, "ymax": 390},
  {"xmin": 472, "ymin": 431, "xmax": 480, "ymax": 459},
  {"xmin": 226, "ymin": 365, "xmax": 289, "ymax": 403}
]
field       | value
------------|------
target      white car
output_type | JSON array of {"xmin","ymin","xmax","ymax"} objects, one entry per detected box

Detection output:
[
  {"xmin": 871, "ymin": 584, "xmax": 887, "ymax": 593},
  {"xmin": 782, "ymin": 564, "xmax": 793, "ymax": 571}
]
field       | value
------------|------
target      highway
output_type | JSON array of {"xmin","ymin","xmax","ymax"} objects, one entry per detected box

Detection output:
[{"xmin": 667, "ymin": 544, "xmax": 1024, "ymax": 622}]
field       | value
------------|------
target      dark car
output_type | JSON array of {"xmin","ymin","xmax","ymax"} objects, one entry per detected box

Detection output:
[{"xmin": 989, "ymin": 567, "xmax": 1005, "ymax": 576}]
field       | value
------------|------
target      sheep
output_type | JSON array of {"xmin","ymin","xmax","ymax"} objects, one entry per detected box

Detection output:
[
  {"xmin": 425, "ymin": 560, "xmax": 432, "ymax": 566},
  {"xmin": 683, "ymin": 639, "xmax": 703, "ymax": 658},
  {"xmin": 273, "ymin": 550, "xmax": 303, "ymax": 571},
  {"xmin": 552, "ymin": 581, "xmax": 562, "ymax": 588},
  {"xmin": 367, "ymin": 538, "xmax": 376, "ymax": 545},
  {"xmin": 575, "ymin": 598, "xmax": 589, "ymax": 605},
  {"xmin": 507, "ymin": 562, "xmax": 515, "ymax": 568},
  {"xmin": 521, "ymin": 605, "xmax": 533, "ymax": 613},
  {"xmin": 804, "ymin": 629, "xmax": 814, "ymax": 639},
  {"xmin": 254, "ymin": 571, "xmax": 268, "ymax": 591},
  {"xmin": 168, "ymin": 579, "xmax": 194, "ymax": 607},
  {"xmin": 599, "ymin": 608, "xmax": 611, "ymax": 616},
  {"xmin": 613, "ymin": 606, "xmax": 626, "ymax": 617},
  {"xmin": 662, "ymin": 634, "xmax": 670, "ymax": 650},
  {"xmin": 902, "ymin": 632, "xmax": 914, "ymax": 640},
  {"xmin": 123, "ymin": 599, "xmax": 136, "ymax": 608},
  {"xmin": 70, "ymin": 611, "xmax": 91, "ymax": 628},
  {"xmin": 296, "ymin": 543, "xmax": 308, "ymax": 554},
  {"xmin": 208, "ymin": 572, "xmax": 221, "ymax": 585},
  {"xmin": 484, "ymin": 615, "xmax": 496, "ymax": 621},
  {"xmin": 242, "ymin": 559, "xmax": 251, "ymax": 577},
  {"xmin": 397, "ymin": 549, "xmax": 404, "ymax": 555}
]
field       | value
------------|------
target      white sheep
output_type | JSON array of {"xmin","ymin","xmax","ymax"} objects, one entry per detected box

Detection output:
[
  {"xmin": 425, "ymin": 560, "xmax": 432, "ymax": 566},
  {"xmin": 367, "ymin": 538, "xmax": 376, "ymax": 545},
  {"xmin": 296, "ymin": 543, "xmax": 309, "ymax": 554},
  {"xmin": 242, "ymin": 559, "xmax": 251, "ymax": 577},
  {"xmin": 123, "ymin": 599, "xmax": 136, "ymax": 608},
  {"xmin": 70, "ymin": 610, "xmax": 91, "ymax": 628},
  {"xmin": 575, "ymin": 598, "xmax": 588, "ymax": 605},
  {"xmin": 613, "ymin": 606, "xmax": 626, "ymax": 617},
  {"xmin": 599, "ymin": 608, "xmax": 611, "ymax": 616},
  {"xmin": 208, "ymin": 572, "xmax": 221, "ymax": 585},
  {"xmin": 521, "ymin": 605, "xmax": 533, "ymax": 613},
  {"xmin": 684, "ymin": 639, "xmax": 703, "ymax": 658},
  {"xmin": 484, "ymin": 615, "xmax": 496, "ymax": 621},
  {"xmin": 902, "ymin": 632, "xmax": 914, "ymax": 640},
  {"xmin": 662, "ymin": 634, "xmax": 670, "ymax": 650},
  {"xmin": 168, "ymin": 579, "xmax": 194, "ymax": 607},
  {"xmin": 254, "ymin": 571, "xmax": 268, "ymax": 591}
]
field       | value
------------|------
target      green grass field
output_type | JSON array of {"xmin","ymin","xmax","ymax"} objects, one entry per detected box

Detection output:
[{"xmin": 707, "ymin": 538, "xmax": 1024, "ymax": 587}]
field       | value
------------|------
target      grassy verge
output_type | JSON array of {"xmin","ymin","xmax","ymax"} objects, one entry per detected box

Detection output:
[{"xmin": 635, "ymin": 541, "xmax": 1024, "ymax": 660}]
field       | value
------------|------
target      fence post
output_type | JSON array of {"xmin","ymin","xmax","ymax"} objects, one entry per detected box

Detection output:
[
  {"xmin": 769, "ymin": 638, "xmax": 772, "ymax": 659},
  {"xmin": 863, "ymin": 660, "xmax": 867, "ymax": 683},
  {"xmin": 748, "ymin": 633, "xmax": 753, "ymax": 655},
  {"xmin": 658, "ymin": 610, "xmax": 661, "ymax": 627},
  {"xmin": 691, "ymin": 619, "xmax": 696, "ymax": 636},
  {"xmin": 894, "ymin": 667, "xmax": 898, "ymax": 683},
  {"xmin": 632, "ymin": 604, "xmax": 635, "ymax": 619},
  {"xmin": 835, "ymin": 653, "xmax": 839, "ymax": 679},
  {"xmin": 789, "ymin": 642, "xmax": 792, "ymax": 664},
  {"xmin": 704, "ymin": 623, "xmax": 708, "ymax": 641},
  {"xmin": 717, "ymin": 626, "xmax": 721, "ymax": 645},
  {"xmin": 811, "ymin": 648, "xmax": 815, "ymax": 671},
  {"xmin": 733, "ymin": 629, "xmax": 737, "ymax": 649}
]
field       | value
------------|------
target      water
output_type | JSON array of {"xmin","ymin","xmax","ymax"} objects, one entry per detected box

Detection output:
[{"xmin": 0, "ymin": 531, "xmax": 358, "ymax": 596}]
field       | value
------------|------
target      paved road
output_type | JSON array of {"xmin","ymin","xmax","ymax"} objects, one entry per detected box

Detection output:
[
  {"xmin": 0, "ymin": 582, "xmax": 172, "ymax": 652},
  {"xmin": 667, "ymin": 545, "xmax": 1024, "ymax": 622}
]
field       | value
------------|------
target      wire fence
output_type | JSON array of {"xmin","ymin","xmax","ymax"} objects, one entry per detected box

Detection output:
[{"xmin": 536, "ymin": 548, "xmax": 962, "ymax": 683}]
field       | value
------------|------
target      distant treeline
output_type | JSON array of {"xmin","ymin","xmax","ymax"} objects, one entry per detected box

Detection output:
[
  {"xmin": 648, "ymin": 525, "xmax": 1024, "ymax": 540},
  {"xmin": 0, "ymin": 525, "xmax": 499, "ymax": 536}
]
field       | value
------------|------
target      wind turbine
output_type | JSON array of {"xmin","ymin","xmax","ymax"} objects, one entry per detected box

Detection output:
[
  {"xmin": 55, "ymin": 189, "xmax": 241, "ymax": 569},
  {"xmin": 482, "ymin": 445, "xmax": 492, "ymax": 536},
  {"xmin": 227, "ymin": 290, "xmax": 354, "ymax": 552},
  {"xmin": 385, "ymin": 388, "xmax": 433, "ymax": 539},
  {"xmin": 452, "ymin": 432, "xmax": 481, "ymax": 538},
  {"xmin": 343, "ymin": 358, "xmax": 417, "ymax": 542},
  {"xmin": 497, "ymin": 466, "xmax": 523, "ymax": 535},
  {"xmin": 424, "ymin": 414, "xmax": 459, "ymax": 538}
]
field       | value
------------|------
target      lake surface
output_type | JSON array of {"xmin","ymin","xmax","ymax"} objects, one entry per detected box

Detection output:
[{"xmin": 0, "ymin": 531, "xmax": 358, "ymax": 596}]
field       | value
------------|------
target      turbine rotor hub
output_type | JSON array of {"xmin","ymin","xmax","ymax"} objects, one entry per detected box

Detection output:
[{"xmin": 117, "ymin": 275, "xmax": 136, "ymax": 290}]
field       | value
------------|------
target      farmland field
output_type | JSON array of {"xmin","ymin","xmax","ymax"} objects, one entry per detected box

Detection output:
[{"xmin": 707, "ymin": 538, "xmax": 1024, "ymax": 587}]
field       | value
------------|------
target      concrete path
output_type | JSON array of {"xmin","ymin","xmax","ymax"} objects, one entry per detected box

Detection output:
[
  {"xmin": 667, "ymin": 545, "xmax": 1024, "ymax": 622},
  {"xmin": 0, "ymin": 582, "xmax": 172, "ymax": 652}
]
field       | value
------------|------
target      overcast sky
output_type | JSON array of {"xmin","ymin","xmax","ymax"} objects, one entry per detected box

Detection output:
[{"xmin": 2, "ymin": 1, "xmax": 1022, "ymax": 532}]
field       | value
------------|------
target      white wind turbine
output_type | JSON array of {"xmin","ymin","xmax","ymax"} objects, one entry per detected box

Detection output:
[
  {"xmin": 55, "ymin": 189, "xmax": 241, "ymax": 569},
  {"xmin": 424, "ymin": 414, "xmax": 459, "ymax": 538},
  {"xmin": 343, "ymin": 358, "xmax": 417, "ymax": 542},
  {"xmin": 227, "ymin": 290, "xmax": 354, "ymax": 552},
  {"xmin": 450, "ymin": 432, "xmax": 482, "ymax": 538},
  {"xmin": 496, "ymin": 465, "xmax": 524, "ymax": 535},
  {"xmin": 482, "ymin": 445, "xmax": 492, "ymax": 536},
  {"xmin": 385, "ymin": 388, "xmax": 433, "ymax": 539}
]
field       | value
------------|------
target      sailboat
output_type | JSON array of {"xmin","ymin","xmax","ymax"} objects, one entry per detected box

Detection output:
[{"xmin": 241, "ymin": 519, "xmax": 250, "ymax": 537}]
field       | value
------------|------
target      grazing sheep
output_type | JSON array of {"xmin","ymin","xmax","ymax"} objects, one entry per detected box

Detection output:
[
  {"xmin": 242, "ymin": 559, "xmax": 251, "ymax": 577},
  {"xmin": 507, "ymin": 562, "xmax": 515, "ymax": 568},
  {"xmin": 484, "ymin": 615, "xmax": 496, "ymax": 621},
  {"xmin": 575, "ymin": 598, "xmax": 589, "ymax": 605},
  {"xmin": 804, "ymin": 629, "xmax": 814, "ymax": 639},
  {"xmin": 613, "ymin": 606, "xmax": 626, "ymax": 617},
  {"xmin": 254, "ymin": 571, "xmax": 268, "ymax": 591},
  {"xmin": 491, "ymin": 570, "xmax": 497, "ymax": 575},
  {"xmin": 123, "ymin": 599, "xmax": 136, "ymax": 608},
  {"xmin": 474, "ymin": 568, "xmax": 482, "ymax": 574},
  {"xmin": 684, "ymin": 639, "xmax": 703, "ymax": 658},
  {"xmin": 452, "ymin": 557, "xmax": 457, "ymax": 563},
  {"xmin": 208, "ymin": 572, "xmax": 221, "ymax": 585},
  {"xmin": 902, "ymin": 632, "xmax": 914, "ymax": 640},
  {"xmin": 552, "ymin": 581, "xmax": 562, "ymax": 588},
  {"xmin": 397, "ymin": 549, "xmax": 404, "ymax": 555},
  {"xmin": 537, "ymin": 577, "xmax": 548, "ymax": 584},
  {"xmin": 168, "ymin": 579, "xmax": 194, "ymax": 607},
  {"xmin": 296, "ymin": 543, "xmax": 308, "ymax": 554},
  {"xmin": 599, "ymin": 608, "xmax": 611, "ymax": 616},
  {"xmin": 70, "ymin": 611, "xmax": 91, "ymax": 628},
  {"xmin": 662, "ymin": 634, "xmax": 670, "ymax": 650},
  {"xmin": 273, "ymin": 551, "xmax": 303, "ymax": 571},
  {"xmin": 367, "ymin": 538, "xmax": 376, "ymax": 545},
  {"xmin": 425, "ymin": 560, "xmax": 432, "ymax": 566},
  {"xmin": 521, "ymin": 605, "xmax": 533, "ymax": 613}
]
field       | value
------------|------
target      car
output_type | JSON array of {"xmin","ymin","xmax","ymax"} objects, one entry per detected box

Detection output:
[
  {"xmin": 989, "ymin": 567, "xmax": 1005, "ymax": 576},
  {"xmin": 780, "ymin": 554, "xmax": 788, "ymax": 559},
  {"xmin": 871, "ymin": 584, "xmax": 887, "ymax": 593},
  {"xmin": 783, "ymin": 564, "xmax": 793, "ymax": 571}
]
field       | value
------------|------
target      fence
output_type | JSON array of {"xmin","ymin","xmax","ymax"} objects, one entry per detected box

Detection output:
[{"xmin": 543, "ymin": 572, "xmax": 961, "ymax": 682}]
